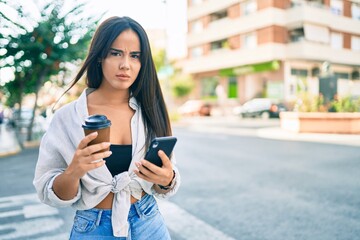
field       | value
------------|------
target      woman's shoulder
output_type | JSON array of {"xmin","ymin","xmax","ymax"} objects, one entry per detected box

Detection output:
[
  {"xmin": 53, "ymin": 100, "xmax": 77, "ymax": 118},
  {"xmin": 53, "ymin": 89, "xmax": 88, "ymax": 120}
]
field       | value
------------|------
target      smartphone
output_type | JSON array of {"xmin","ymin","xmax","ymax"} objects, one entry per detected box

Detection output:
[{"xmin": 144, "ymin": 136, "xmax": 177, "ymax": 167}]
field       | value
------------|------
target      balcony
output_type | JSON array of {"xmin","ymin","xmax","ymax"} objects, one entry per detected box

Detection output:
[
  {"xmin": 183, "ymin": 41, "xmax": 360, "ymax": 74},
  {"xmin": 187, "ymin": 4, "xmax": 360, "ymax": 48},
  {"xmin": 187, "ymin": 0, "xmax": 239, "ymax": 21}
]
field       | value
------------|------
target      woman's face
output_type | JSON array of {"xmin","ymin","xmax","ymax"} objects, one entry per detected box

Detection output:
[{"xmin": 101, "ymin": 29, "xmax": 141, "ymax": 91}]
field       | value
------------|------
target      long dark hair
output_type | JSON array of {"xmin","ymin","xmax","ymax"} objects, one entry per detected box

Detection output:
[{"xmin": 66, "ymin": 16, "xmax": 172, "ymax": 146}]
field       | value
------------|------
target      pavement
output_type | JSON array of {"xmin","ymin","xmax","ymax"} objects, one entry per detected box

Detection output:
[
  {"xmin": 173, "ymin": 116, "xmax": 360, "ymax": 147},
  {"xmin": 1, "ymin": 116, "xmax": 359, "ymax": 158},
  {"xmin": 0, "ymin": 124, "xmax": 22, "ymax": 157}
]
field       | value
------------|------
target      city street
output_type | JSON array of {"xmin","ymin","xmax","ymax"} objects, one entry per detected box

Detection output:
[{"xmin": 0, "ymin": 122, "xmax": 360, "ymax": 239}]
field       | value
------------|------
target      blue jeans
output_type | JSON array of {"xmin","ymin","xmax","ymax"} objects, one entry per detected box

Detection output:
[{"xmin": 69, "ymin": 194, "xmax": 171, "ymax": 239}]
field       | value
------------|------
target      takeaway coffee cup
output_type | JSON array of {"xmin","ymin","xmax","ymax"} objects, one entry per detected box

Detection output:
[{"xmin": 82, "ymin": 114, "xmax": 111, "ymax": 152}]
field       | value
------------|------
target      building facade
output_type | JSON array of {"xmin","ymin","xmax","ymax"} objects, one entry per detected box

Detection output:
[{"xmin": 183, "ymin": 0, "xmax": 360, "ymax": 104}]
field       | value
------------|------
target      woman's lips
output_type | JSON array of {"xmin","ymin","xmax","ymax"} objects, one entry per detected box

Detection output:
[{"xmin": 116, "ymin": 74, "xmax": 130, "ymax": 79}]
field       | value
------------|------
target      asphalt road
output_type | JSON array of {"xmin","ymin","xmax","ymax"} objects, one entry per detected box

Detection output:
[{"xmin": 0, "ymin": 125, "xmax": 359, "ymax": 239}]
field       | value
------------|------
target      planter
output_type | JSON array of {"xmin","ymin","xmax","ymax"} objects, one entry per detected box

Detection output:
[{"xmin": 280, "ymin": 112, "xmax": 360, "ymax": 134}]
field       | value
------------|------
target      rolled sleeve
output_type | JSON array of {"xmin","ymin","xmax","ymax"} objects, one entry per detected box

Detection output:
[
  {"xmin": 152, "ymin": 165, "xmax": 181, "ymax": 199},
  {"xmin": 45, "ymin": 173, "xmax": 81, "ymax": 207}
]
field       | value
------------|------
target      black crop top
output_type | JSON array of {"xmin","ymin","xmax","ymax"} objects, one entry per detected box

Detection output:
[{"xmin": 104, "ymin": 144, "xmax": 132, "ymax": 177}]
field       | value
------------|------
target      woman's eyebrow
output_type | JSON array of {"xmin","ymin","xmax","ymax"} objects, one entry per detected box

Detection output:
[{"xmin": 110, "ymin": 47, "xmax": 141, "ymax": 54}]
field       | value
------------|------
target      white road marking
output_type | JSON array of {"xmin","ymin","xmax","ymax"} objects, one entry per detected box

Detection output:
[
  {"xmin": 0, "ymin": 209, "xmax": 23, "ymax": 218},
  {"xmin": 158, "ymin": 199, "xmax": 236, "ymax": 240},
  {"xmin": 24, "ymin": 203, "xmax": 59, "ymax": 218},
  {"xmin": 0, "ymin": 193, "xmax": 65, "ymax": 239},
  {"xmin": 0, "ymin": 193, "xmax": 236, "ymax": 240},
  {"xmin": 0, "ymin": 217, "xmax": 64, "ymax": 240},
  {"xmin": 0, "ymin": 193, "xmax": 39, "ymax": 202},
  {"xmin": 34, "ymin": 233, "xmax": 69, "ymax": 240}
]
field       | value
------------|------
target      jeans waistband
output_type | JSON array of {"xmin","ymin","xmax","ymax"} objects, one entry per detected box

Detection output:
[{"xmin": 75, "ymin": 194, "xmax": 154, "ymax": 221}]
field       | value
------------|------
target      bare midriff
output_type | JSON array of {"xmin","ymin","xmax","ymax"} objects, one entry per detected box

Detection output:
[{"xmin": 95, "ymin": 191, "xmax": 146, "ymax": 209}]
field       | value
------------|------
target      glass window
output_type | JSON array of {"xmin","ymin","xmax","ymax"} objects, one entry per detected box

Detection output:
[
  {"xmin": 289, "ymin": 28, "xmax": 305, "ymax": 42},
  {"xmin": 210, "ymin": 39, "xmax": 228, "ymax": 51},
  {"xmin": 351, "ymin": 36, "xmax": 360, "ymax": 51},
  {"xmin": 334, "ymin": 72, "xmax": 349, "ymax": 80},
  {"xmin": 243, "ymin": 32, "xmax": 257, "ymax": 49},
  {"xmin": 201, "ymin": 77, "xmax": 218, "ymax": 97},
  {"xmin": 191, "ymin": 20, "xmax": 203, "ymax": 33},
  {"xmin": 352, "ymin": 3, "xmax": 360, "ymax": 20},
  {"xmin": 243, "ymin": 0, "xmax": 257, "ymax": 15},
  {"xmin": 291, "ymin": 68, "xmax": 308, "ymax": 77},
  {"xmin": 304, "ymin": 24, "xmax": 329, "ymax": 44},
  {"xmin": 210, "ymin": 10, "xmax": 227, "ymax": 23},
  {"xmin": 191, "ymin": 0, "xmax": 202, "ymax": 6},
  {"xmin": 228, "ymin": 77, "xmax": 238, "ymax": 98},
  {"xmin": 191, "ymin": 46, "xmax": 203, "ymax": 58},
  {"xmin": 330, "ymin": 0, "xmax": 343, "ymax": 16},
  {"xmin": 330, "ymin": 32, "xmax": 343, "ymax": 49}
]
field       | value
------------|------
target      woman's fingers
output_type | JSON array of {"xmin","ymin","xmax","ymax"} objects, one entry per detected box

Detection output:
[
  {"xmin": 158, "ymin": 150, "xmax": 172, "ymax": 168},
  {"xmin": 80, "ymin": 142, "xmax": 111, "ymax": 157},
  {"xmin": 135, "ymin": 151, "xmax": 174, "ymax": 185},
  {"xmin": 87, "ymin": 150, "xmax": 112, "ymax": 163},
  {"xmin": 135, "ymin": 161, "xmax": 156, "ymax": 178},
  {"xmin": 77, "ymin": 132, "xmax": 98, "ymax": 149}
]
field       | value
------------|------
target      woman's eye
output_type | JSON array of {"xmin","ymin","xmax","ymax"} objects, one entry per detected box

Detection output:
[
  {"xmin": 110, "ymin": 51, "xmax": 121, "ymax": 56},
  {"xmin": 131, "ymin": 54, "xmax": 140, "ymax": 59}
]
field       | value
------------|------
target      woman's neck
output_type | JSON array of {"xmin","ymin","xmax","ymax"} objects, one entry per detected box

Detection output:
[{"xmin": 89, "ymin": 87, "xmax": 129, "ymax": 106}]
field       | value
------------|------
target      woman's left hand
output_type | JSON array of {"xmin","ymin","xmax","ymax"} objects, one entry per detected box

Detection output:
[{"xmin": 134, "ymin": 150, "xmax": 174, "ymax": 186}]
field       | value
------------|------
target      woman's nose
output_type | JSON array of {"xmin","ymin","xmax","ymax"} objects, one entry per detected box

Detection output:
[{"xmin": 119, "ymin": 56, "xmax": 130, "ymax": 70}]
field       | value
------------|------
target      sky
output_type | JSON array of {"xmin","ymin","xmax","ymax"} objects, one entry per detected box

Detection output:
[
  {"xmin": 85, "ymin": 0, "xmax": 188, "ymax": 59},
  {"xmin": 0, "ymin": 0, "xmax": 188, "ymax": 84}
]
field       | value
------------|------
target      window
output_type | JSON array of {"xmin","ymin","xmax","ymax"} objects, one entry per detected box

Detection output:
[
  {"xmin": 304, "ymin": 24, "xmax": 329, "ymax": 44},
  {"xmin": 291, "ymin": 68, "xmax": 308, "ymax": 77},
  {"xmin": 352, "ymin": 3, "xmax": 360, "ymax": 20},
  {"xmin": 351, "ymin": 36, "xmax": 360, "ymax": 51},
  {"xmin": 191, "ymin": 20, "xmax": 203, "ymax": 33},
  {"xmin": 191, "ymin": 0, "xmax": 202, "ymax": 6},
  {"xmin": 330, "ymin": 32, "xmax": 343, "ymax": 49},
  {"xmin": 228, "ymin": 77, "xmax": 238, "ymax": 98},
  {"xmin": 191, "ymin": 46, "xmax": 203, "ymax": 58},
  {"xmin": 243, "ymin": 0, "xmax": 257, "ymax": 15},
  {"xmin": 243, "ymin": 32, "xmax": 257, "ymax": 49},
  {"xmin": 289, "ymin": 28, "xmax": 305, "ymax": 42},
  {"xmin": 330, "ymin": 0, "xmax": 343, "ymax": 16},
  {"xmin": 210, "ymin": 39, "xmax": 228, "ymax": 51},
  {"xmin": 201, "ymin": 77, "xmax": 218, "ymax": 97},
  {"xmin": 334, "ymin": 72, "xmax": 349, "ymax": 80},
  {"xmin": 210, "ymin": 10, "xmax": 227, "ymax": 23}
]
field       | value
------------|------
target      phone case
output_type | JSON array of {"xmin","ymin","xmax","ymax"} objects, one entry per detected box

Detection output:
[{"xmin": 144, "ymin": 136, "xmax": 177, "ymax": 167}]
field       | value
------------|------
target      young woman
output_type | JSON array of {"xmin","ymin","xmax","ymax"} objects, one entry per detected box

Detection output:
[{"xmin": 33, "ymin": 16, "xmax": 180, "ymax": 239}]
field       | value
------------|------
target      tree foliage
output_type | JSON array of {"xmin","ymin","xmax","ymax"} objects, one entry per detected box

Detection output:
[{"xmin": 0, "ymin": 0, "xmax": 99, "ymax": 140}]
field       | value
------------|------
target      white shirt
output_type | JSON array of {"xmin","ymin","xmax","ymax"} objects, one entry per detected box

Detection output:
[{"xmin": 33, "ymin": 88, "xmax": 181, "ymax": 237}]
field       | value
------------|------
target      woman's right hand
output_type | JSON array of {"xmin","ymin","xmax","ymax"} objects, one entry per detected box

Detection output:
[{"xmin": 65, "ymin": 132, "xmax": 112, "ymax": 180}]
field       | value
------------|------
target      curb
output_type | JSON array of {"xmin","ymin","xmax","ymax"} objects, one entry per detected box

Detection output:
[
  {"xmin": 0, "ymin": 146, "xmax": 22, "ymax": 158},
  {"xmin": 173, "ymin": 117, "xmax": 360, "ymax": 147}
]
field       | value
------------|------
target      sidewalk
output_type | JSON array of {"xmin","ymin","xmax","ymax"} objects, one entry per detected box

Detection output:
[
  {"xmin": 1, "ymin": 116, "xmax": 359, "ymax": 157},
  {"xmin": 0, "ymin": 124, "xmax": 21, "ymax": 157},
  {"xmin": 174, "ymin": 116, "xmax": 360, "ymax": 147}
]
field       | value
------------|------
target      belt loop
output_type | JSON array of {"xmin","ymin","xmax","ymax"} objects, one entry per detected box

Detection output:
[
  {"xmin": 96, "ymin": 210, "xmax": 103, "ymax": 226},
  {"xmin": 133, "ymin": 203, "xmax": 142, "ymax": 219}
]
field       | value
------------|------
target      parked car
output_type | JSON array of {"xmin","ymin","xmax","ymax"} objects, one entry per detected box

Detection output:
[
  {"xmin": 9, "ymin": 108, "xmax": 33, "ymax": 128},
  {"xmin": 233, "ymin": 98, "xmax": 287, "ymax": 119},
  {"xmin": 9, "ymin": 108, "xmax": 46, "ymax": 130},
  {"xmin": 178, "ymin": 100, "xmax": 212, "ymax": 116},
  {"xmin": 0, "ymin": 106, "xmax": 4, "ymax": 125}
]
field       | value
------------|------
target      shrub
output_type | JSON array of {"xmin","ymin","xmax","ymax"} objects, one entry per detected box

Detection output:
[{"xmin": 294, "ymin": 93, "xmax": 360, "ymax": 113}]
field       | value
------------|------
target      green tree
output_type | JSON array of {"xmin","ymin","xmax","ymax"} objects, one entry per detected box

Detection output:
[
  {"xmin": 0, "ymin": 0, "xmax": 99, "ymax": 141},
  {"xmin": 171, "ymin": 73, "xmax": 194, "ymax": 98}
]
